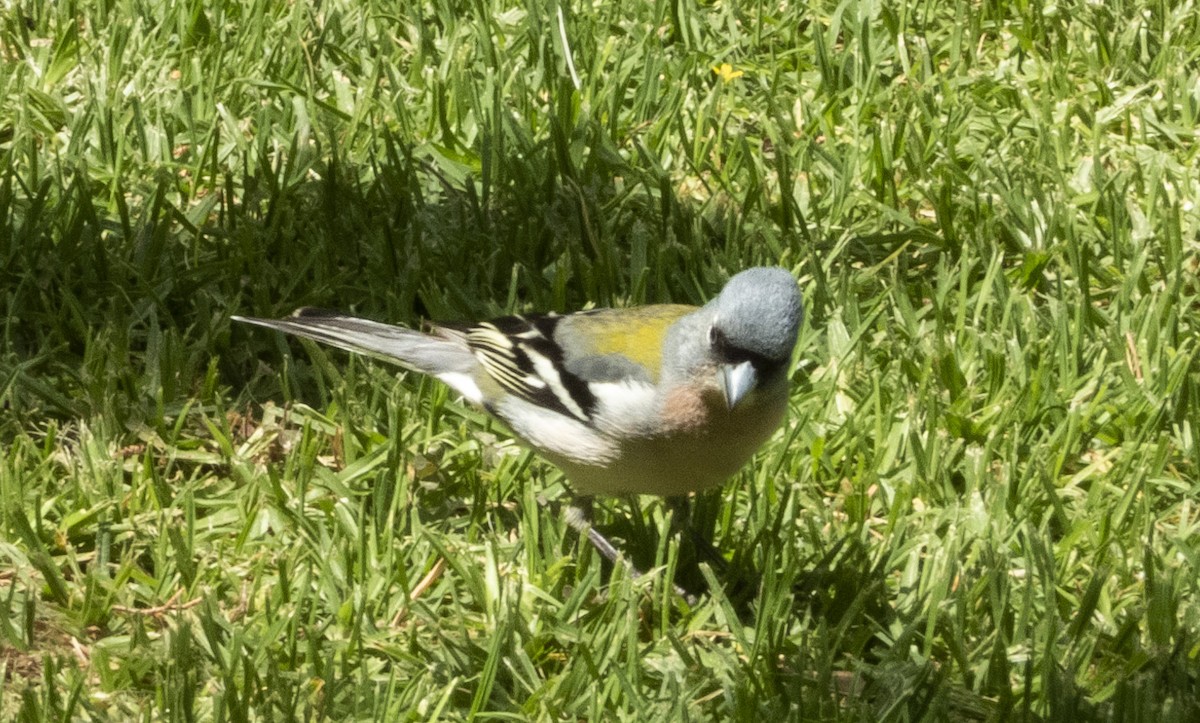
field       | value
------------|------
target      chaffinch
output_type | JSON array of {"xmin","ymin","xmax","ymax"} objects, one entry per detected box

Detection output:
[{"xmin": 234, "ymin": 267, "xmax": 803, "ymax": 569}]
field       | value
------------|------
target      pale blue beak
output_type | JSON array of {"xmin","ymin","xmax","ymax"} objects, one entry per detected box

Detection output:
[{"xmin": 718, "ymin": 360, "xmax": 757, "ymax": 410}]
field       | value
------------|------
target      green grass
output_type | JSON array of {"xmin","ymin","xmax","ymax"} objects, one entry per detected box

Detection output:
[{"xmin": 3, "ymin": 0, "xmax": 1199, "ymax": 718}]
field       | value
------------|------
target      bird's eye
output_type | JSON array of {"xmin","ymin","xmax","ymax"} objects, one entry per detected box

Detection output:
[
  {"xmin": 708, "ymin": 325, "xmax": 726, "ymax": 352},
  {"xmin": 710, "ymin": 325, "xmax": 773, "ymax": 368}
]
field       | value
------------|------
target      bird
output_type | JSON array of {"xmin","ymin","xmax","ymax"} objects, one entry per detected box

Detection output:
[{"xmin": 233, "ymin": 267, "xmax": 804, "ymax": 577}]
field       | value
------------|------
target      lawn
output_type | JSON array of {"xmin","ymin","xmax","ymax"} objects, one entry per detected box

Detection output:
[{"xmin": 2, "ymin": 0, "xmax": 1199, "ymax": 719}]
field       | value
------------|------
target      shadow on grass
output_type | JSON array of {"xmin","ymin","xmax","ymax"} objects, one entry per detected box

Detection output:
[{"xmin": 0, "ymin": 123, "xmax": 841, "ymax": 433}]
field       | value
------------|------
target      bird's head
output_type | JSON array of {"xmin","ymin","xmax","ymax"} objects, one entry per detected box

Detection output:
[{"xmin": 706, "ymin": 267, "xmax": 804, "ymax": 410}]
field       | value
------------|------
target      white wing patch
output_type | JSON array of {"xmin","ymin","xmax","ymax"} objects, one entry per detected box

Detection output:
[
  {"xmin": 468, "ymin": 324, "xmax": 542, "ymax": 392},
  {"xmin": 464, "ymin": 316, "xmax": 596, "ymax": 423},
  {"xmin": 433, "ymin": 372, "xmax": 484, "ymax": 404},
  {"xmin": 587, "ymin": 379, "xmax": 658, "ymax": 436},
  {"xmin": 526, "ymin": 346, "xmax": 589, "ymax": 420}
]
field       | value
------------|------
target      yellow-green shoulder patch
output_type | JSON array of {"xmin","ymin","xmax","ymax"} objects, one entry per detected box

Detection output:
[{"xmin": 562, "ymin": 304, "xmax": 695, "ymax": 382}]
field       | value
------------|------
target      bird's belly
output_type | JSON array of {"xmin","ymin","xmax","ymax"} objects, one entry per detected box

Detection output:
[
  {"xmin": 553, "ymin": 398, "xmax": 788, "ymax": 496},
  {"xmin": 496, "ymin": 384, "xmax": 790, "ymax": 497}
]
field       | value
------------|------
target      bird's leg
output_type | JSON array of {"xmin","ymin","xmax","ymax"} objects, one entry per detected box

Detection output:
[
  {"xmin": 566, "ymin": 497, "xmax": 698, "ymax": 604},
  {"xmin": 666, "ymin": 495, "xmax": 729, "ymax": 574},
  {"xmin": 667, "ymin": 495, "xmax": 765, "ymax": 611},
  {"xmin": 564, "ymin": 497, "xmax": 626, "ymax": 569}
]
